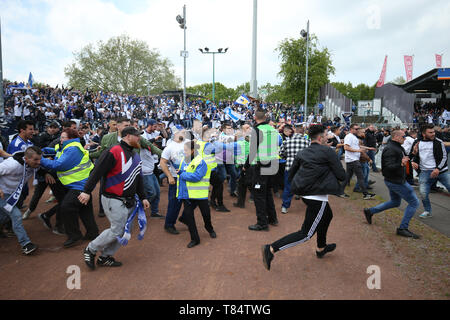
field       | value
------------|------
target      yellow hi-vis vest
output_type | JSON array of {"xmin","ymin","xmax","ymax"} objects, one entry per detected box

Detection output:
[
  {"xmin": 56, "ymin": 141, "xmax": 94, "ymax": 186},
  {"xmin": 196, "ymin": 140, "xmax": 217, "ymax": 170},
  {"xmin": 176, "ymin": 155, "xmax": 210, "ymax": 199},
  {"xmin": 54, "ymin": 144, "xmax": 62, "ymax": 159},
  {"xmin": 251, "ymin": 124, "xmax": 280, "ymax": 165}
]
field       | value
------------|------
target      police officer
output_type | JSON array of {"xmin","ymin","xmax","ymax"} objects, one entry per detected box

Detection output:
[{"xmin": 247, "ymin": 109, "xmax": 280, "ymax": 231}]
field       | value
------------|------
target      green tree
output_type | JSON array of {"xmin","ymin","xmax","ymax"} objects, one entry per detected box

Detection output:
[
  {"xmin": 331, "ymin": 81, "xmax": 376, "ymax": 104},
  {"xmin": 65, "ymin": 34, "xmax": 180, "ymax": 95},
  {"xmin": 276, "ymin": 34, "xmax": 335, "ymax": 108},
  {"xmin": 187, "ymin": 82, "xmax": 235, "ymax": 101},
  {"xmin": 391, "ymin": 76, "xmax": 406, "ymax": 85}
]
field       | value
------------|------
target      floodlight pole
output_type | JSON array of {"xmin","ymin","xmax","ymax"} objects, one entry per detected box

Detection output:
[
  {"xmin": 183, "ymin": 5, "xmax": 187, "ymax": 111},
  {"xmin": 304, "ymin": 20, "xmax": 310, "ymax": 117},
  {"xmin": 0, "ymin": 18, "xmax": 4, "ymax": 116}
]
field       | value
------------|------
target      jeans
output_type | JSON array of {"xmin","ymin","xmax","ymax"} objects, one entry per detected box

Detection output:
[
  {"xmin": 337, "ymin": 147, "xmax": 344, "ymax": 160},
  {"xmin": 142, "ymin": 174, "xmax": 160, "ymax": 214},
  {"xmin": 368, "ymin": 181, "xmax": 419, "ymax": 229},
  {"xmin": 0, "ymin": 194, "xmax": 31, "ymax": 247},
  {"xmin": 282, "ymin": 171, "xmax": 294, "ymax": 209},
  {"xmin": 418, "ymin": 170, "xmax": 450, "ymax": 213},
  {"xmin": 354, "ymin": 162, "xmax": 369, "ymax": 191},
  {"xmin": 343, "ymin": 161, "xmax": 367, "ymax": 194},
  {"xmin": 367, "ymin": 149, "xmax": 378, "ymax": 171},
  {"xmin": 164, "ymin": 178, "xmax": 182, "ymax": 228},
  {"xmin": 225, "ymin": 164, "xmax": 238, "ymax": 194}
]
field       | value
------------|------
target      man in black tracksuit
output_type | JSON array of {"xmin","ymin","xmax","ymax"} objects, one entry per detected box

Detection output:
[{"xmin": 261, "ymin": 125, "xmax": 346, "ymax": 270}]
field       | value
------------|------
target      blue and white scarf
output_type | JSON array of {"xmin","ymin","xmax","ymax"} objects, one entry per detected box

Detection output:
[
  {"xmin": 3, "ymin": 162, "xmax": 28, "ymax": 212},
  {"xmin": 116, "ymin": 195, "xmax": 147, "ymax": 246}
]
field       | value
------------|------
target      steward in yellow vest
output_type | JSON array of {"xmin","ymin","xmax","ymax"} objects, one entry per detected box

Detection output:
[
  {"xmin": 39, "ymin": 130, "xmax": 99, "ymax": 248},
  {"xmin": 176, "ymin": 141, "xmax": 216, "ymax": 248}
]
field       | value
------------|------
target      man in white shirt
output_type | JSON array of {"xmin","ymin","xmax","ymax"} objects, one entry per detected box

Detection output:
[
  {"xmin": 160, "ymin": 130, "xmax": 188, "ymax": 234},
  {"xmin": 340, "ymin": 124, "xmax": 376, "ymax": 199},
  {"xmin": 411, "ymin": 124, "xmax": 450, "ymax": 218},
  {"xmin": 140, "ymin": 138, "xmax": 163, "ymax": 218}
]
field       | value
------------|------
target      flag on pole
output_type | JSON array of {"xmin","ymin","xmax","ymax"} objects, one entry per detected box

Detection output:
[
  {"xmin": 27, "ymin": 72, "xmax": 34, "ymax": 88},
  {"xmin": 224, "ymin": 107, "xmax": 243, "ymax": 123},
  {"xmin": 376, "ymin": 55, "xmax": 388, "ymax": 88},
  {"xmin": 235, "ymin": 94, "xmax": 250, "ymax": 106},
  {"xmin": 404, "ymin": 55, "xmax": 414, "ymax": 82},
  {"xmin": 436, "ymin": 54, "xmax": 442, "ymax": 68}
]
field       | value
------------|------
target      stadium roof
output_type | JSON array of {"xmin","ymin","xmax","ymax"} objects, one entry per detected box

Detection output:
[{"xmin": 399, "ymin": 68, "xmax": 450, "ymax": 94}]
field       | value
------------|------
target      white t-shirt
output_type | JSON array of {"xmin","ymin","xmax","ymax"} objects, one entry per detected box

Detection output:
[
  {"xmin": 344, "ymin": 133, "xmax": 361, "ymax": 162},
  {"xmin": 161, "ymin": 140, "xmax": 186, "ymax": 176},
  {"xmin": 401, "ymin": 136, "xmax": 415, "ymax": 155},
  {"xmin": 418, "ymin": 140, "xmax": 436, "ymax": 171}
]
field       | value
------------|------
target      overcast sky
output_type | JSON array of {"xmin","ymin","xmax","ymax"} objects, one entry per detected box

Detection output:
[{"xmin": 1, "ymin": 0, "xmax": 449, "ymax": 91}]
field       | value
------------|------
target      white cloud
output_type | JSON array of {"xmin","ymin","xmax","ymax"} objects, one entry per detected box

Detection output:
[{"xmin": 2, "ymin": 0, "xmax": 449, "ymax": 91}]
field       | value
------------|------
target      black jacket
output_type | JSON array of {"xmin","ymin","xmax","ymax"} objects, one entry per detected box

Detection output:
[
  {"xmin": 364, "ymin": 129, "xmax": 377, "ymax": 148},
  {"xmin": 288, "ymin": 143, "xmax": 346, "ymax": 196},
  {"xmin": 381, "ymin": 140, "xmax": 406, "ymax": 184}
]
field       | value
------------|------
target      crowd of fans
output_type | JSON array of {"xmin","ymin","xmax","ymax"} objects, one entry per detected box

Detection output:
[{"xmin": 0, "ymin": 81, "xmax": 449, "ymax": 257}]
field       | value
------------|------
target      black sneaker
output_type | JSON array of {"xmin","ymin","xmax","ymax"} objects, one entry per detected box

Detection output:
[
  {"xmin": 396, "ymin": 228, "xmax": 421, "ymax": 239},
  {"xmin": 150, "ymin": 212, "xmax": 165, "ymax": 218},
  {"xmin": 268, "ymin": 219, "xmax": 279, "ymax": 226},
  {"xmin": 22, "ymin": 242, "xmax": 38, "ymax": 255},
  {"xmin": 248, "ymin": 224, "xmax": 269, "ymax": 231},
  {"xmin": 38, "ymin": 213, "xmax": 52, "ymax": 230},
  {"xmin": 83, "ymin": 247, "xmax": 96, "ymax": 270},
  {"xmin": 261, "ymin": 245, "xmax": 274, "ymax": 271},
  {"xmin": 164, "ymin": 226, "xmax": 180, "ymax": 235},
  {"xmin": 209, "ymin": 231, "xmax": 217, "ymax": 239},
  {"xmin": 97, "ymin": 256, "xmax": 122, "ymax": 267},
  {"xmin": 363, "ymin": 193, "xmax": 376, "ymax": 200},
  {"xmin": 316, "ymin": 243, "xmax": 336, "ymax": 258},
  {"xmin": 368, "ymin": 180, "xmax": 376, "ymax": 185},
  {"xmin": 216, "ymin": 205, "xmax": 230, "ymax": 212},
  {"xmin": 339, "ymin": 193, "xmax": 350, "ymax": 198},
  {"xmin": 230, "ymin": 192, "xmax": 238, "ymax": 198},
  {"xmin": 363, "ymin": 208, "xmax": 373, "ymax": 225}
]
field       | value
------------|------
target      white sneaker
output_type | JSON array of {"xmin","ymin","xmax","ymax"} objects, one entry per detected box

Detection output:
[
  {"xmin": 419, "ymin": 211, "xmax": 432, "ymax": 219},
  {"xmin": 22, "ymin": 209, "xmax": 32, "ymax": 220},
  {"xmin": 281, "ymin": 207, "xmax": 288, "ymax": 214}
]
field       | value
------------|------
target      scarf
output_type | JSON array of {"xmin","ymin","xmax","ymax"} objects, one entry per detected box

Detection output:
[
  {"xmin": 116, "ymin": 195, "xmax": 147, "ymax": 246},
  {"xmin": 3, "ymin": 160, "xmax": 28, "ymax": 212}
]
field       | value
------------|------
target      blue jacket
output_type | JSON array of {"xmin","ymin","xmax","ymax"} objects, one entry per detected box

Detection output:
[
  {"xmin": 40, "ymin": 138, "xmax": 87, "ymax": 191},
  {"xmin": 176, "ymin": 157, "xmax": 208, "ymax": 200}
]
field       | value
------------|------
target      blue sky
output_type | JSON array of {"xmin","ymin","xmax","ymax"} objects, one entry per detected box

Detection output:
[{"xmin": 1, "ymin": 0, "xmax": 449, "ymax": 92}]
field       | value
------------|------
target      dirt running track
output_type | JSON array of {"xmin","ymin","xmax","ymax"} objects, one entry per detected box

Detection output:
[{"xmin": 0, "ymin": 183, "xmax": 441, "ymax": 300}]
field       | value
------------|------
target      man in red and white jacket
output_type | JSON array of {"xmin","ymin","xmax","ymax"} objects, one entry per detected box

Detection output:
[{"xmin": 78, "ymin": 126, "xmax": 149, "ymax": 270}]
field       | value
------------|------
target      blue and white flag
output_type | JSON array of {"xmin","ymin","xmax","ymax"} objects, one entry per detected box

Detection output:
[
  {"xmin": 224, "ymin": 107, "xmax": 243, "ymax": 123},
  {"xmin": 235, "ymin": 94, "xmax": 250, "ymax": 106},
  {"xmin": 27, "ymin": 72, "xmax": 34, "ymax": 88}
]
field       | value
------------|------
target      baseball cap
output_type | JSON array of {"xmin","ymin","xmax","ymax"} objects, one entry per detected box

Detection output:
[
  {"xmin": 147, "ymin": 119, "xmax": 157, "ymax": 125},
  {"xmin": 121, "ymin": 126, "xmax": 142, "ymax": 137}
]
